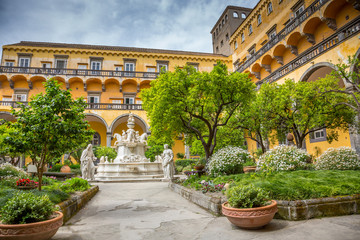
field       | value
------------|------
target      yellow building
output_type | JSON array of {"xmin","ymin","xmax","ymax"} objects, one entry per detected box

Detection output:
[
  {"xmin": 229, "ymin": 0, "xmax": 360, "ymax": 156},
  {"xmin": 1, "ymin": 0, "xmax": 359, "ymax": 160},
  {"xmin": 0, "ymin": 41, "xmax": 231, "ymax": 159}
]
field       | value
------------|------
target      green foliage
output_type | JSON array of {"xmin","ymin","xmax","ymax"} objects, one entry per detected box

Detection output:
[
  {"xmin": 0, "ymin": 163, "xmax": 28, "ymax": 179},
  {"xmin": 59, "ymin": 177, "xmax": 90, "ymax": 193},
  {"xmin": 175, "ymin": 159, "xmax": 197, "ymax": 168},
  {"xmin": 142, "ymin": 62, "xmax": 255, "ymax": 160},
  {"xmin": 49, "ymin": 163, "xmax": 63, "ymax": 172},
  {"xmin": 207, "ymin": 146, "xmax": 253, "ymax": 177},
  {"xmin": 6, "ymin": 78, "xmax": 94, "ymax": 190},
  {"xmin": 315, "ymin": 147, "xmax": 360, "ymax": 170},
  {"xmin": 257, "ymin": 145, "xmax": 310, "ymax": 172},
  {"xmin": 176, "ymin": 153, "xmax": 185, "ymax": 159},
  {"xmin": 182, "ymin": 170, "xmax": 360, "ymax": 201},
  {"xmin": 0, "ymin": 192, "xmax": 55, "ymax": 224},
  {"xmin": 31, "ymin": 188, "xmax": 70, "ymax": 204},
  {"xmin": 0, "ymin": 188, "xmax": 17, "ymax": 206},
  {"xmin": 70, "ymin": 164, "xmax": 80, "ymax": 169},
  {"xmin": 94, "ymin": 146, "xmax": 116, "ymax": 161},
  {"xmin": 227, "ymin": 184, "xmax": 270, "ymax": 208},
  {"xmin": 0, "ymin": 124, "xmax": 24, "ymax": 164},
  {"xmin": 70, "ymin": 148, "xmax": 84, "ymax": 164},
  {"xmin": 145, "ymin": 144, "xmax": 164, "ymax": 162}
]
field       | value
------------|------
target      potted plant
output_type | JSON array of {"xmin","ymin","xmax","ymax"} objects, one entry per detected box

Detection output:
[
  {"xmin": 222, "ymin": 184, "xmax": 277, "ymax": 229},
  {"xmin": 193, "ymin": 158, "xmax": 206, "ymax": 171},
  {"xmin": 0, "ymin": 192, "xmax": 63, "ymax": 240}
]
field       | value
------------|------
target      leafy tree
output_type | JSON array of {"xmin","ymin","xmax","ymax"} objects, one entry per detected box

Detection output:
[
  {"xmin": 142, "ymin": 62, "xmax": 255, "ymax": 161},
  {"xmin": 261, "ymin": 79, "xmax": 355, "ymax": 149},
  {"xmin": 145, "ymin": 144, "xmax": 164, "ymax": 162},
  {"xmin": 94, "ymin": 146, "xmax": 117, "ymax": 161},
  {"xmin": 7, "ymin": 79, "xmax": 94, "ymax": 190},
  {"xmin": 0, "ymin": 122, "xmax": 24, "ymax": 166},
  {"xmin": 69, "ymin": 148, "xmax": 84, "ymax": 164}
]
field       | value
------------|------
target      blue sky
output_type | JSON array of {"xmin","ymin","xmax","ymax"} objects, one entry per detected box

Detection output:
[{"xmin": 0, "ymin": 0, "xmax": 257, "ymax": 55}]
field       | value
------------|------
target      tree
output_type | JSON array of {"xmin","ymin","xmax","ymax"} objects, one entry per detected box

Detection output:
[
  {"xmin": 142, "ymin": 62, "xmax": 255, "ymax": 161},
  {"xmin": 0, "ymin": 122, "xmax": 25, "ymax": 166},
  {"xmin": 94, "ymin": 146, "xmax": 117, "ymax": 161},
  {"xmin": 262, "ymin": 79, "xmax": 355, "ymax": 149},
  {"xmin": 8, "ymin": 79, "xmax": 94, "ymax": 190}
]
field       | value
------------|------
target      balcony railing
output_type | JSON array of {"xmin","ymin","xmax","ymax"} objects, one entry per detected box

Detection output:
[
  {"xmin": 257, "ymin": 16, "xmax": 360, "ymax": 87},
  {"xmin": 0, "ymin": 101, "xmax": 143, "ymax": 110},
  {"xmin": 236, "ymin": 0, "xmax": 330, "ymax": 73},
  {"xmin": 0, "ymin": 66, "xmax": 159, "ymax": 79}
]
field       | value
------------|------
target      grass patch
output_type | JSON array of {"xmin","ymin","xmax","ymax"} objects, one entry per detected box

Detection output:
[{"xmin": 182, "ymin": 170, "xmax": 360, "ymax": 201}]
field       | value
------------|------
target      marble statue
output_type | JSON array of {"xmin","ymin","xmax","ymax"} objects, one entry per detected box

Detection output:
[
  {"xmin": 161, "ymin": 144, "xmax": 175, "ymax": 180},
  {"xmin": 80, "ymin": 144, "xmax": 97, "ymax": 180}
]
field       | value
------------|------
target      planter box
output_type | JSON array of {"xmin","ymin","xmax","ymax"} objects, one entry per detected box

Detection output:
[
  {"xmin": 56, "ymin": 185, "xmax": 99, "ymax": 223},
  {"xmin": 169, "ymin": 183, "xmax": 360, "ymax": 220}
]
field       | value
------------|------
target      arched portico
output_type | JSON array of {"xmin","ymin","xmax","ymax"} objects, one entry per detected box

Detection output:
[{"xmin": 85, "ymin": 113, "xmax": 109, "ymax": 147}]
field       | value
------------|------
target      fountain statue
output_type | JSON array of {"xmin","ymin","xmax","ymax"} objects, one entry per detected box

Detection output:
[{"xmin": 95, "ymin": 113, "xmax": 164, "ymax": 181}]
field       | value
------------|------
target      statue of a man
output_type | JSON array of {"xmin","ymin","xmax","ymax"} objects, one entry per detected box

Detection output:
[
  {"xmin": 162, "ymin": 144, "xmax": 175, "ymax": 180},
  {"xmin": 80, "ymin": 144, "xmax": 97, "ymax": 180}
]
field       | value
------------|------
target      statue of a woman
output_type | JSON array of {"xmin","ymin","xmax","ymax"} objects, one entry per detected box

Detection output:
[
  {"xmin": 162, "ymin": 144, "xmax": 175, "ymax": 180},
  {"xmin": 80, "ymin": 144, "xmax": 97, "ymax": 180}
]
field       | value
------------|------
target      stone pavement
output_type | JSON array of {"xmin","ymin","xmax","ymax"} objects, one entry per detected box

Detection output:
[{"xmin": 53, "ymin": 182, "xmax": 360, "ymax": 240}]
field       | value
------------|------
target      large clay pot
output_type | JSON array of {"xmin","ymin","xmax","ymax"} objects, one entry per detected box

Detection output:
[
  {"xmin": 243, "ymin": 166, "xmax": 257, "ymax": 173},
  {"xmin": 60, "ymin": 165, "xmax": 71, "ymax": 173},
  {"xmin": 0, "ymin": 211, "xmax": 63, "ymax": 240},
  {"xmin": 222, "ymin": 200, "xmax": 277, "ymax": 229}
]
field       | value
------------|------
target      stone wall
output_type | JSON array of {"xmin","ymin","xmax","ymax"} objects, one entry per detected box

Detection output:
[
  {"xmin": 169, "ymin": 183, "xmax": 360, "ymax": 220},
  {"xmin": 56, "ymin": 185, "xmax": 99, "ymax": 223}
]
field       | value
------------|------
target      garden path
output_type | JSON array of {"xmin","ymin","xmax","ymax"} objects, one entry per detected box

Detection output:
[{"xmin": 53, "ymin": 182, "xmax": 360, "ymax": 240}]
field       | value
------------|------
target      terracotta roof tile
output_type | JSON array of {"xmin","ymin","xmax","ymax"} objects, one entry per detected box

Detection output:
[{"xmin": 5, "ymin": 41, "xmax": 227, "ymax": 57}]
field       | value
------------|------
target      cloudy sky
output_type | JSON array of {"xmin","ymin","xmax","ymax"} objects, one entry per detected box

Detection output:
[{"xmin": 0, "ymin": 0, "xmax": 257, "ymax": 56}]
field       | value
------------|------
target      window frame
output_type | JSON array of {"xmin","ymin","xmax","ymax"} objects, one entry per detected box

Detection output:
[
  {"xmin": 267, "ymin": 2, "xmax": 273, "ymax": 14},
  {"xmin": 309, "ymin": 128, "xmax": 327, "ymax": 143},
  {"xmin": 91, "ymin": 132, "xmax": 101, "ymax": 146},
  {"xmin": 233, "ymin": 11, "xmax": 239, "ymax": 18},
  {"xmin": 257, "ymin": 14, "xmax": 262, "ymax": 26},
  {"xmin": 241, "ymin": 33, "xmax": 245, "ymax": 43},
  {"xmin": 248, "ymin": 24, "xmax": 253, "ymax": 35}
]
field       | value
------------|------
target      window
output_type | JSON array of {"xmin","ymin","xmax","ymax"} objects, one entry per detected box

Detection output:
[
  {"xmin": 88, "ymin": 95, "xmax": 99, "ymax": 103},
  {"xmin": 241, "ymin": 13, "xmax": 246, "ymax": 18},
  {"xmin": 157, "ymin": 61, "xmax": 168, "ymax": 72},
  {"xmin": 268, "ymin": 29, "xmax": 277, "ymax": 40},
  {"xmin": 222, "ymin": 19, "xmax": 225, "ymax": 26},
  {"xmin": 219, "ymin": 24, "xmax": 221, "ymax": 30},
  {"xmin": 248, "ymin": 24, "xmax": 253, "ymax": 35},
  {"xmin": 2, "ymin": 96, "xmax": 12, "ymax": 106},
  {"xmin": 42, "ymin": 63, "xmax": 51, "ymax": 68},
  {"xmin": 78, "ymin": 64, "xmax": 87, "ymax": 69},
  {"xmin": 112, "ymin": 99, "xmax": 121, "ymax": 104},
  {"xmin": 233, "ymin": 11, "xmax": 239, "ymax": 18},
  {"xmin": 216, "ymin": 28, "xmax": 218, "ymax": 35},
  {"xmin": 187, "ymin": 62, "xmax": 199, "ymax": 71},
  {"xmin": 90, "ymin": 60, "xmax": 101, "ymax": 75},
  {"xmin": 13, "ymin": 93, "xmax": 27, "ymax": 102},
  {"xmin": 257, "ymin": 14, "xmax": 262, "ymax": 25},
  {"xmin": 225, "ymin": 15, "xmax": 228, "ymax": 22},
  {"xmin": 92, "ymin": 132, "xmax": 101, "ymax": 146},
  {"xmin": 124, "ymin": 97, "xmax": 134, "ymax": 104},
  {"xmin": 145, "ymin": 67, "xmax": 156, "ymax": 78},
  {"xmin": 213, "ymin": 32, "xmax": 215, "ymax": 39},
  {"xmin": 226, "ymin": 34, "xmax": 229, "ymax": 41},
  {"xmin": 124, "ymin": 62, "xmax": 135, "ymax": 76},
  {"xmin": 19, "ymin": 57, "xmax": 30, "ymax": 67},
  {"xmin": 241, "ymin": 33, "xmax": 245, "ymax": 42},
  {"xmin": 216, "ymin": 47, "xmax": 219, "ymax": 53},
  {"xmin": 5, "ymin": 61, "xmax": 14, "ymax": 67},
  {"xmin": 310, "ymin": 129, "xmax": 327, "ymax": 143},
  {"xmin": 55, "ymin": 59, "xmax": 66, "ymax": 69},
  {"xmin": 234, "ymin": 41, "xmax": 238, "ymax": 50},
  {"xmin": 220, "ymin": 40, "xmax": 224, "ymax": 47},
  {"xmin": 268, "ymin": 2, "xmax": 273, "ymax": 14},
  {"xmin": 294, "ymin": 5, "xmax": 305, "ymax": 18},
  {"xmin": 248, "ymin": 46, "xmax": 256, "ymax": 56}
]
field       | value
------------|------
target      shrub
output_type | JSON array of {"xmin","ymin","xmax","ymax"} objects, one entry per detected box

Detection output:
[
  {"xmin": 0, "ymin": 163, "xmax": 28, "ymax": 179},
  {"xmin": 32, "ymin": 188, "xmax": 70, "ymax": 204},
  {"xmin": 69, "ymin": 164, "xmax": 81, "ymax": 169},
  {"xmin": 257, "ymin": 145, "xmax": 310, "ymax": 172},
  {"xmin": 175, "ymin": 159, "xmax": 197, "ymax": 168},
  {"xmin": 59, "ymin": 177, "xmax": 90, "ymax": 193},
  {"xmin": 227, "ymin": 184, "xmax": 270, "ymax": 208},
  {"xmin": 94, "ymin": 146, "xmax": 116, "ymax": 161},
  {"xmin": 176, "ymin": 153, "xmax": 185, "ymax": 159},
  {"xmin": 207, "ymin": 146, "xmax": 253, "ymax": 177},
  {"xmin": 315, "ymin": 147, "xmax": 360, "ymax": 170},
  {"xmin": 49, "ymin": 163, "xmax": 63, "ymax": 172},
  {"xmin": 0, "ymin": 192, "xmax": 55, "ymax": 224}
]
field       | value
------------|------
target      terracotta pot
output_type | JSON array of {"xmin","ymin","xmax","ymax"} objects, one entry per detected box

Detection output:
[
  {"xmin": 243, "ymin": 166, "xmax": 257, "ymax": 173},
  {"xmin": 194, "ymin": 165, "xmax": 205, "ymax": 171},
  {"xmin": 60, "ymin": 165, "xmax": 71, "ymax": 173},
  {"xmin": 17, "ymin": 185, "xmax": 37, "ymax": 190},
  {"xmin": 222, "ymin": 200, "xmax": 277, "ymax": 229},
  {"xmin": 0, "ymin": 211, "xmax": 63, "ymax": 240}
]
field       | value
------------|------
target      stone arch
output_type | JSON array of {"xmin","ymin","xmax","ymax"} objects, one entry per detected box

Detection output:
[
  {"xmin": 85, "ymin": 113, "xmax": 109, "ymax": 130},
  {"xmin": 86, "ymin": 78, "xmax": 102, "ymax": 92},
  {"xmin": 11, "ymin": 75, "xmax": 29, "ymax": 89},
  {"xmin": 322, "ymin": 0, "xmax": 347, "ymax": 19},
  {"xmin": 122, "ymin": 79, "xmax": 138, "ymax": 93},
  {"xmin": 85, "ymin": 113, "xmax": 109, "ymax": 147},
  {"xmin": 299, "ymin": 62, "xmax": 344, "ymax": 87},
  {"xmin": 0, "ymin": 111, "xmax": 16, "ymax": 122},
  {"xmin": 110, "ymin": 113, "xmax": 149, "ymax": 134},
  {"xmin": 139, "ymin": 80, "xmax": 151, "ymax": 91},
  {"xmin": 104, "ymin": 78, "xmax": 120, "ymax": 92}
]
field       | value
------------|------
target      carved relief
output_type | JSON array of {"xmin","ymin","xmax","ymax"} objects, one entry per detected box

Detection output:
[
  {"xmin": 261, "ymin": 64, "xmax": 271, "ymax": 73},
  {"xmin": 304, "ymin": 33, "xmax": 316, "ymax": 45},
  {"xmin": 322, "ymin": 17, "xmax": 337, "ymax": 31},
  {"xmin": 274, "ymin": 56, "xmax": 283, "ymax": 65}
]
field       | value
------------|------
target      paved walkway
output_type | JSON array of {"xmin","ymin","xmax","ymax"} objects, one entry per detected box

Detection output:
[{"xmin": 53, "ymin": 182, "xmax": 360, "ymax": 240}]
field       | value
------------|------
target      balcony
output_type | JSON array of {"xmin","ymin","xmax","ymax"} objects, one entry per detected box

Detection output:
[
  {"xmin": 235, "ymin": 0, "xmax": 330, "ymax": 73},
  {"xmin": 0, "ymin": 66, "xmax": 159, "ymax": 79},
  {"xmin": 0, "ymin": 101, "xmax": 144, "ymax": 110}
]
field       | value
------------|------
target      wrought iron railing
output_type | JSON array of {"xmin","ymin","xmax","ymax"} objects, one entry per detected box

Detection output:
[
  {"xmin": 0, "ymin": 101, "xmax": 144, "ymax": 110},
  {"xmin": 0, "ymin": 66, "xmax": 159, "ymax": 79},
  {"xmin": 236, "ymin": 0, "xmax": 330, "ymax": 73},
  {"xmin": 257, "ymin": 16, "xmax": 360, "ymax": 87}
]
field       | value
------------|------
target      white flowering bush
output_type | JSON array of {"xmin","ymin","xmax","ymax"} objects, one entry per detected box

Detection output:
[
  {"xmin": 0, "ymin": 163, "xmax": 28, "ymax": 179},
  {"xmin": 257, "ymin": 145, "xmax": 310, "ymax": 172},
  {"xmin": 315, "ymin": 147, "xmax": 360, "ymax": 170},
  {"xmin": 207, "ymin": 146, "xmax": 253, "ymax": 177}
]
